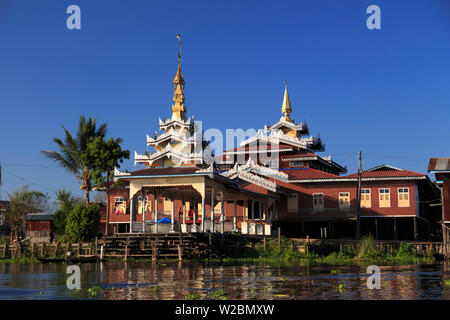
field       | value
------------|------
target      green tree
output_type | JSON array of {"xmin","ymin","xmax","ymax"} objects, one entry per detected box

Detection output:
[
  {"xmin": 53, "ymin": 188, "xmax": 82, "ymax": 237},
  {"xmin": 41, "ymin": 116, "xmax": 107, "ymax": 203},
  {"xmin": 83, "ymin": 136, "xmax": 130, "ymax": 235},
  {"xmin": 65, "ymin": 203, "xmax": 100, "ymax": 242},
  {"xmin": 5, "ymin": 186, "xmax": 50, "ymax": 241}
]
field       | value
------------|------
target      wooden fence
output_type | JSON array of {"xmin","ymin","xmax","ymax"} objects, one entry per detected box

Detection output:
[{"xmin": 0, "ymin": 240, "xmax": 98, "ymax": 259}]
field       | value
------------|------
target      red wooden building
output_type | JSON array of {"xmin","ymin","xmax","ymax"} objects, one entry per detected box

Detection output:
[
  {"xmin": 103, "ymin": 42, "xmax": 440, "ymax": 240},
  {"xmin": 25, "ymin": 212, "xmax": 54, "ymax": 243}
]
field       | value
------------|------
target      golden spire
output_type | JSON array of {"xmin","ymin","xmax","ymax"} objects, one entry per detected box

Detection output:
[
  {"xmin": 281, "ymin": 81, "xmax": 292, "ymax": 122},
  {"xmin": 172, "ymin": 33, "xmax": 186, "ymax": 121}
]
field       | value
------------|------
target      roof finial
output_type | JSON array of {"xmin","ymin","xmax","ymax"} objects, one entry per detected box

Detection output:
[
  {"xmin": 281, "ymin": 81, "xmax": 292, "ymax": 122},
  {"xmin": 172, "ymin": 33, "xmax": 186, "ymax": 121},
  {"xmin": 176, "ymin": 33, "xmax": 182, "ymax": 65}
]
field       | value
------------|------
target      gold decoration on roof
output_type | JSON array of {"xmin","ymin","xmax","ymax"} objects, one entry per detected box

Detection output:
[
  {"xmin": 281, "ymin": 81, "xmax": 293, "ymax": 122},
  {"xmin": 172, "ymin": 33, "xmax": 186, "ymax": 121}
]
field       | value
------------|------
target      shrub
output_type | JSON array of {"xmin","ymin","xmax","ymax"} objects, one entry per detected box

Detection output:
[
  {"xmin": 396, "ymin": 242, "xmax": 417, "ymax": 259},
  {"xmin": 65, "ymin": 203, "xmax": 100, "ymax": 242}
]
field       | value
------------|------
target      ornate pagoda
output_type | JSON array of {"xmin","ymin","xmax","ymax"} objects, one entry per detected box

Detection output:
[{"xmin": 134, "ymin": 35, "xmax": 210, "ymax": 168}]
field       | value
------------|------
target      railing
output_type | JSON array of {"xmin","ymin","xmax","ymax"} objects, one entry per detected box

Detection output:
[{"xmin": 130, "ymin": 210, "xmax": 271, "ymax": 235}]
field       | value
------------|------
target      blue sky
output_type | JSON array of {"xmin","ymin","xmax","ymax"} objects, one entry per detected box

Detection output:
[{"xmin": 0, "ymin": 0, "xmax": 449, "ymax": 201}]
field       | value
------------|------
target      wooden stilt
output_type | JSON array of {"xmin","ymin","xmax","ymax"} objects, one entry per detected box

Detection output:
[
  {"xmin": 394, "ymin": 217, "xmax": 398, "ymax": 241},
  {"xmin": 177, "ymin": 244, "xmax": 182, "ymax": 261},
  {"xmin": 53, "ymin": 241, "xmax": 59, "ymax": 258},
  {"xmin": 413, "ymin": 217, "xmax": 418, "ymax": 241},
  {"xmin": 375, "ymin": 218, "xmax": 379, "ymax": 240},
  {"xmin": 278, "ymin": 227, "xmax": 281, "ymax": 246}
]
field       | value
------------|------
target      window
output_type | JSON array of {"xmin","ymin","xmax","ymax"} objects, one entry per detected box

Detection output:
[
  {"xmin": 360, "ymin": 189, "xmax": 371, "ymax": 208},
  {"xmin": 379, "ymin": 188, "xmax": 390, "ymax": 207},
  {"xmin": 339, "ymin": 192, "xmax": 350, "ymax": 210},
  {"xmin": 288, "ymin": 193, "xmax": 298, "ymax": 212},
  {"xmin": 114, "ymin": 197, "xmax": 126, "ymax": 214},
  {"xmin": 289, "ymin": 161, "xmax": 304, "ymax": 168},
  {"xmin": 313, "ymin": 193, "xmax": 324, "ymax": 211},
  {"xmin": 398, "ymin": 188, "xmax": 410, "ymax": 207},
  {"xmin": 264, "ymin": 159, "xmax": 278, "ymax": 169},
  {"xmin": 138, "ymin": 196, "xmax": 149, "ymax": 214}
]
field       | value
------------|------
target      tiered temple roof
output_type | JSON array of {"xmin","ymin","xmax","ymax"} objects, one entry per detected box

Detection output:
[
  {"xmin": 239, "ymin": 83, "xmax": 324, "ymax": 153},
  {"xmin": 134, "ymin": 35, "xmax": 210, "ymax": 168}
]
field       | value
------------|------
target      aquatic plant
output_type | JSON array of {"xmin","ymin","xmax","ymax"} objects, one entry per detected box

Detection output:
[
  {"xmin": 356, "ymin": 235, "xmax": 383, "ymax": 259},
  {"xmin": 185, "ymin": 293, "xmax": 201, "ymax": 300},
  {"xmin": 395, "ymin": 242, "xmax": 418, "ymax": 259},
  {"xmin": 336, "ymin": 282, "xmax": 345, "ymax": 293},
  {"xmin": 330, "ymin": 269, "xmax": 340, "ymax": 275},
  {"xmin": 87, "ymin": 285, "xmax": 101, "ymax": 297},
  {"xmin": 206, "ymin": 289, "xmax": 228, "ymax": 300},
  {"xmin": 151, "ymin": 286, "xmax": 160, "ymax": 293}
]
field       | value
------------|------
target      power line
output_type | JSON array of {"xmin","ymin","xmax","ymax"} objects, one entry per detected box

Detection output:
[
  {"xmin": 1, "ymin": 167, "xmax": 57, "ymax": 194},
  {"xmin": 2, "ymin": 163, "xmax": 60, "ymax": 168}
]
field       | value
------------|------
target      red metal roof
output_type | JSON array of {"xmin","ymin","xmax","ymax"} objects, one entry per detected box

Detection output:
[
  {"xmin": 281, "ymin": 168, "xmax": 340, "ymax": 180},
  {"xmin": 345, "ymin": 170, "xmax": 425, "ymax": 178}
]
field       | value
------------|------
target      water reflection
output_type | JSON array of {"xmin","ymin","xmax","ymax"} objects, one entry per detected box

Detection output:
[{"xmin": 1, "ymin": 261, "xmax": 450, "ymax": 300}]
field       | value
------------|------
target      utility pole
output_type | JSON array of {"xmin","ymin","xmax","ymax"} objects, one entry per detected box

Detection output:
[{"xmin": 356, "ymin": 151, "xmax": 362, "ymax": 240}]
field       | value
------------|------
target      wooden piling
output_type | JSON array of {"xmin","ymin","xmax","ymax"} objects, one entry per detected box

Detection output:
[
  {"xmin": 306, "ymin": 236, "xmax": 309, "ymax": 255},
  {"xmin": 177, "ymin": 244, "xmax": 182, "ymax": 261},
  {"xmin": 53, "ymin": 242, "xmax": 59, "ymax": 258},
  {"xmin": 278, "ymin": 227, "xmax": 281, "ymax": 246},
  {"xmin": 2, "ymin": 243, "xmax": 7, "ymax": 259},
  {"xmin": 152, "ymin": 243, "xmax": 157, "ymax": 261}
]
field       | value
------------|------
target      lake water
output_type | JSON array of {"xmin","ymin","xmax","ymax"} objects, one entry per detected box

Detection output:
[{"xmin": 1, "ymin": 261, "xmax": 450, "ymax": 300}]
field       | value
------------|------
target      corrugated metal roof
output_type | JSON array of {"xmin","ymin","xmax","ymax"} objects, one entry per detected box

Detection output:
[
  {"xmin": 25, "ymin": 212, "xmax": 54, "ymax": 221},
  {"xmin": 345, "ymin": 170, "xmax": 425, "ymax": 178},
  {"xmin": 281, "ymin": 168, "xmax": 340, "ymax": 180},
  {"xmin": 428, "ymin": 158, "xmax": 450, "ymax": 171}
]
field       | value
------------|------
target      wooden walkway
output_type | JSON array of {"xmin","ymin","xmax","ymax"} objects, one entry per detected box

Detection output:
[{"xmin": 100, "ymin": 233, "xmax": 208, "ymax": 261}]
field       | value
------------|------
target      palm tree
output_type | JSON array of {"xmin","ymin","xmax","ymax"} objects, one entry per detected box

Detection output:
[{"xmin": 41, "ymin": 116, "xmax": 107, "ymax": 203}]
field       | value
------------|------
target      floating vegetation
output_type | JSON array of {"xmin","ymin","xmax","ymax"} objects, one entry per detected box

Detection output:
[
  {"xmin": 185, "ymin": 293, "xmax": 201, "ymax": 300},
  {"xmin": 151, "ymin": 286, "xmax": 160, "ymax": 293},
  {"xmin": 330, "ymin": 269, "xmax": 340, "ymax": 275},
  {"xmin": 336, "ymin": 283, "xmax": 345, "ymax": 293},
  {"xmin": 87, "ymin": 285, "xmax": 102, "ymax": 297},
  {"xmin": 206, "ymin": 289, "xmax": 228, "ymax": 300}
]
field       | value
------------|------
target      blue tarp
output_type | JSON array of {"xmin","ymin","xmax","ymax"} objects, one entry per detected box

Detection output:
[
  {"xmin": 144, "ymin": 218, "xmax": 173, "ymax": 224},
  {"xmin": 157, "ymin": 217, "xmax": 171, "ymax": 224}
]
